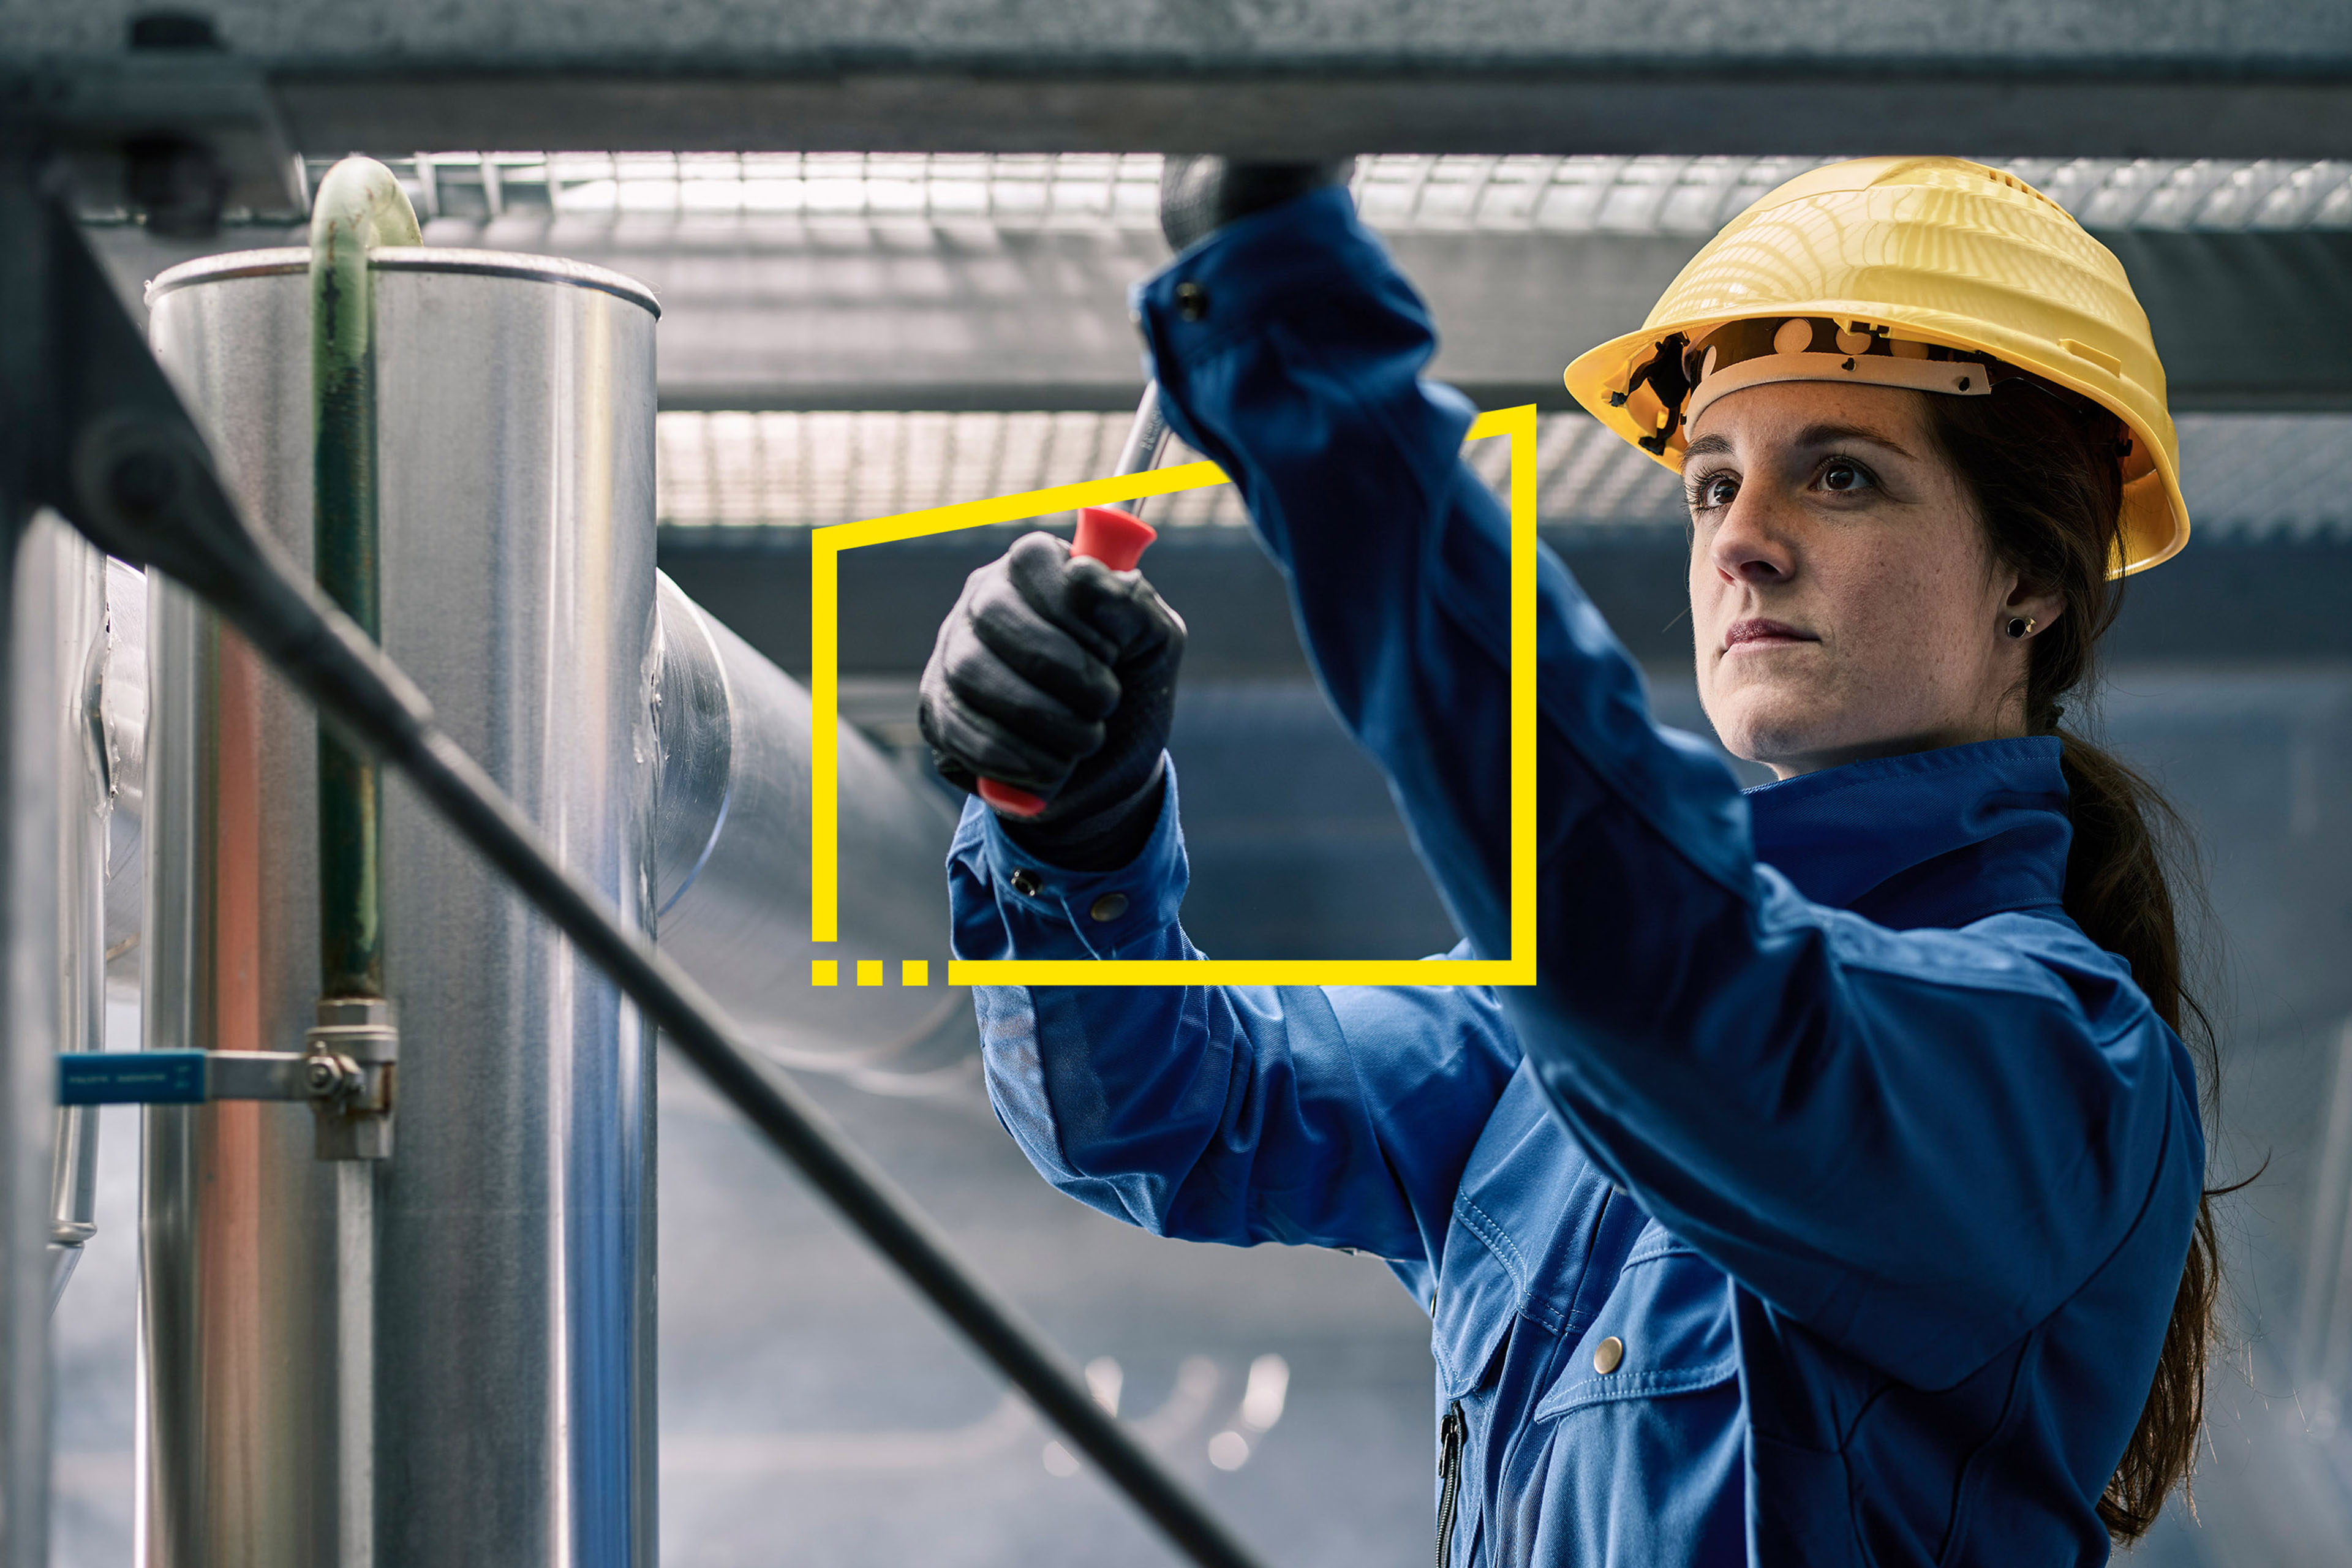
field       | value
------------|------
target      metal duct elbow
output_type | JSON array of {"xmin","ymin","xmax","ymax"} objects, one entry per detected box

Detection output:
[{"xmin": 652, "ymin": 574, "xmax": 972, "ymax": 1087}]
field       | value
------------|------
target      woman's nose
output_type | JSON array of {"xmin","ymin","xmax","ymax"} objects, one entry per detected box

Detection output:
[{"xmin": 1708, "ymin": 492, "xmax": 1797, "ymax": 586}]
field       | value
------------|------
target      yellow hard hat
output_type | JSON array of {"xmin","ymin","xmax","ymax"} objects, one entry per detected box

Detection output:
[{"xmin": 1562, "ymin": 157, "xmax": 2187, "ymax": 575}]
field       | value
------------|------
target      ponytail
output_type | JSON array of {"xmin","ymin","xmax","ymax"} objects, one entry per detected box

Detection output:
[
  {"xmin": 2056, "ymin": 733, "xmax": 2220, "ymax": 1538},
  {"xmin": 1929, "ymin": 383, "xmax": 2226, "ymax": 1542}
]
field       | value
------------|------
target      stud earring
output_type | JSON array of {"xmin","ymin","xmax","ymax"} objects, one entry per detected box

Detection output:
[{"xmin": 2006, "ymin": 616, "xmax": 2037, "ymax": 639}]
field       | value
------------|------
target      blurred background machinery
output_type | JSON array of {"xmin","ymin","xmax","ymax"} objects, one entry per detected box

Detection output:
[{"xmin": 11, "ymin": 2, "xmax": 2352, "ymax": 1564}]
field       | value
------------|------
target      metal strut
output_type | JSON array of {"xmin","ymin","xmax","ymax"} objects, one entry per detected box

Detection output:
[{"xmin": 7, "ymin": 157, "xmax": 1270, "ymax": 1568}]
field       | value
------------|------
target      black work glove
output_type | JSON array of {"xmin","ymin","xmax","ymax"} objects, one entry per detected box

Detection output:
[
  {"xmin": 1159, "ymin": 156, "xmax": 1357, "ymax": 254},
  {"xmin": 919, "ymin": 532, "xmax": 1186, "ymax": 873}
]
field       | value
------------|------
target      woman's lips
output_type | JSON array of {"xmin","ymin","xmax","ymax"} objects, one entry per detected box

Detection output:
[{"xmin": 1722, "ymin": 617, "xmax": 1817, "ymax": 652}]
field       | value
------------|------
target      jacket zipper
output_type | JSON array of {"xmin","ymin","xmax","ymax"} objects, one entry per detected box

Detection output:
[{"xmin": 1436, "ymin": 1400, "xmax": 1466, "ymax": 1568}]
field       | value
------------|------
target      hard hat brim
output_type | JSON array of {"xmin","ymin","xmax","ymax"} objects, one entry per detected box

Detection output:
[{"xmin": 1565, "ymin": 316, "xmax": 2187, "ymax": 578}]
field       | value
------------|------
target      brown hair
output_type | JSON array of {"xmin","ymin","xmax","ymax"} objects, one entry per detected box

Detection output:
[{"xmin": 1927, "ymin": 381, "xmax": 2223, "ymax": 1541}]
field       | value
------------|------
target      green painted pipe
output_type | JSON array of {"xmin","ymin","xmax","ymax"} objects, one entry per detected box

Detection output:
[{"xmin": 310, "ymin": 158, "xmax": 420, "ymax": 1000}]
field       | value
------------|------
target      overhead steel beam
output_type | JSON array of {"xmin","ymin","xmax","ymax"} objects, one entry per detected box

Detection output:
[
  {"xmin": 269, "ymin": 73, "xmax": 2352, "ymax": 164},
  {"xmin": 15, "ymin": 1, "xmax": 2352, "ymax": 172},
  {"xmin": 17, "ymin": 0, "xmax": 2352, "ymax": 67}
]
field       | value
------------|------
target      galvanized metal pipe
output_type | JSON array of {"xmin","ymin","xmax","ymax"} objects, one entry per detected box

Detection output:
[
  {"xmin": 0, "ymin": 513, "xmax": 74, "ymax": 1568},
  {"xmin": 143, "ymin": 244, "xmax": 662, "ymax": 1567}
]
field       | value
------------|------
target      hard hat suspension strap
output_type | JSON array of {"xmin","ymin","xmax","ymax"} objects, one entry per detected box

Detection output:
[{"xmin": 1677, "ymin": 317, "xmax": 1996, "ymax": 432}]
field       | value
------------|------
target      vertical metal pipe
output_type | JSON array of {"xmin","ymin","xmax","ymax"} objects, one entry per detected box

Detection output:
[
  {"xmin": 0, "ymin": 516, "xmax": 53, "ymax": 1568},
  {"xmin": 309, "ymin": 159, "xmax": 418, "ymax": 1004},
  {"xmin": 0, "ymin": 146, "xmax": 51, "ymax": 1568},
  {"xmin": 143, "ymin": 245, "xmax": 660, "ymax": 1567},
  {"xmin": 31, "ymin": 519, "xmax": 109, "ymax": 1309}
]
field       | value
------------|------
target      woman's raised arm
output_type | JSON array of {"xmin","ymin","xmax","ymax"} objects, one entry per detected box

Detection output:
[{"xmin": 1134, "ymin": 184, "xmax": 2203, "ymax": 1389}]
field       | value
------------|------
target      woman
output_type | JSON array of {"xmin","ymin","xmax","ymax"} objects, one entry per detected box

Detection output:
[{"xmin": 918, "ymin": 157, "xmax": 2218, "ymax": 1565}]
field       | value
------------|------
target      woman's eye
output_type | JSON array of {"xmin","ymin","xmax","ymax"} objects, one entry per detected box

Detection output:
[
  {"xmin": 1820, "ymin": 458, "xmax": 1875, "ymax": 494},
  {"xmin": 1687, "ymin": 473, "xmax": 1738, "ymax": 510}
]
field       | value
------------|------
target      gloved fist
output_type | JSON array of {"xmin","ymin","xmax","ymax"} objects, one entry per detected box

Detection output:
[
  {"xmin": 1159, "ymin": 156, "xmax": 1357, "ymax": 254},
  {"xmin": 918, "ymin": 531, "xmax": 1186, "ymax": 872}
]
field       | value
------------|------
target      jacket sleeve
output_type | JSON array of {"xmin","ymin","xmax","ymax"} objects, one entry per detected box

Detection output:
[
  {"xmin": 1132, "ymin": 186, "xmax": 2204, "ymax": 1388},
  {"xmin": 950, "ymin": 767, "xmax": 1519, "ymax": 1287}
]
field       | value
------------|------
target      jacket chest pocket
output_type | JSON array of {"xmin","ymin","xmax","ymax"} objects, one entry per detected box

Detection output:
[
  {"xmin": 1431, "ymin": 1070, "xmax": 1635, "ymax": 1398},
  {"xmin": 1507, "ymin": 1232, "xmax": 1749, "ymax": 1568},
  {"xmin": 1532, "ymin": 1229, "xmax": 1740, "ymax": 1420}
]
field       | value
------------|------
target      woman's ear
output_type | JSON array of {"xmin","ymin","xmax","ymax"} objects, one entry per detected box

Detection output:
[{"xmin": 2003, "ymin": 574, "xmax": 2066, "ymax": 636}]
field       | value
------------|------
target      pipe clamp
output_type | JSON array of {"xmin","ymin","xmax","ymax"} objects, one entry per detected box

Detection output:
[{"xmin": 305, "ymin": 997, "xmax": 399, "ymax": 1161}]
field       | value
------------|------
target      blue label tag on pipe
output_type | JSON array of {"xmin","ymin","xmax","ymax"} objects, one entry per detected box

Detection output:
[{"xmin": 58, "ymin": 1052, "xmax": 207, "ymax": 1106}]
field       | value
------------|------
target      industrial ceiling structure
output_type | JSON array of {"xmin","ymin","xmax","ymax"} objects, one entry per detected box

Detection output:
[
  {"xmin": 83, "ymin": 149, "xmax": 2352, "ymax": 546},
  {"xmin": 87, "ymin": 149, "xmax": 2352, "ymax": 415},
  {"xmin": 31, "ymin": 0, "xmax": 2352, "ymax": 420}
]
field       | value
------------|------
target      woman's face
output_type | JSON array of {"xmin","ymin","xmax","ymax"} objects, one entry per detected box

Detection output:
[{"xmin": 1683, "ymin": 381, "xmax": 2062, "ymax": 779}]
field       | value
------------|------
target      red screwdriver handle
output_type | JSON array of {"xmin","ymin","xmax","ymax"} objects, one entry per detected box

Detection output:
[
  {"xmin": 976, "ymin": 505, "xmax": 1159, "ymax": 819},
  {"xmin": 1069, "ymin": 503, "xmax": 1157, "ymax": 571}
]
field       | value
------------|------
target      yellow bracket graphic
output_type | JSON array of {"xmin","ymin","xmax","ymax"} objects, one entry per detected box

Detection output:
[{"xmin": 811, "ymin": 405, "xmax": 1540, "ymax": 989}]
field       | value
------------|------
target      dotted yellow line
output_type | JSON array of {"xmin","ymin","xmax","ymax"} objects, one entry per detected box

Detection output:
[{"xmin": 809, "ymin": 959, "xmax": 942, "ymax": 987}]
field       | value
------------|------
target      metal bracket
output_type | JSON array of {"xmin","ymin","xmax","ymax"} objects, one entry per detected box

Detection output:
[
  {"xmin": 304, "ymin": 997, "xmax": 399, "ymax": 1161},
  {"xmin": 19, "ymin": 42, "xmax": 301, "ymax": 229},
  {"xmin": 55, "ymin": 998, "xmax": 398, "ymax": 1162}
]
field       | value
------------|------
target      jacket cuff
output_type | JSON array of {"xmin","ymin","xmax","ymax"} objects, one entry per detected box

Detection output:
[
  {"xmin": 951, "ymin": 758, "xmax": 1190, "ymax": 959},
  {"xmin": 1133, "ymin": 184, "xmax": 1393, "ymax": 377}
]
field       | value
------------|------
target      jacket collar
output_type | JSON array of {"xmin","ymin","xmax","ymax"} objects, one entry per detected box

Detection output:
[{"xmin": 1743, "ymin": 737, "xmax": 2071, "ymax": 929}]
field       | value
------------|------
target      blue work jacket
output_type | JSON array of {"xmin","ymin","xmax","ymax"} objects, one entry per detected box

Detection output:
[{"xmin": 948, "ymin": 187, "xmax": 2204, "ymax": 1566}]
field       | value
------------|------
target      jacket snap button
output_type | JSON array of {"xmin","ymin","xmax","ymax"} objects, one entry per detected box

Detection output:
[
  {"xmin": 1089, "ymin": 892, "xmax": 1129, "ymax": 922},
  {"xmin": 1593, "ymin": 1336, "xmax": 1624, "ymax": 1375},
  {"xmin": 1175, "ymin": 281, "xmax": 1210, "ymax": 322},
  {"xmin": 1009, "ymin": 868, "xmax": 1042, "ymax": 897}
]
